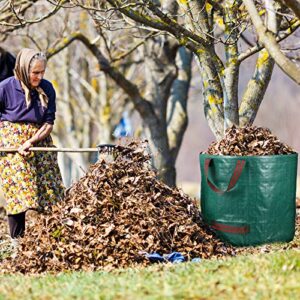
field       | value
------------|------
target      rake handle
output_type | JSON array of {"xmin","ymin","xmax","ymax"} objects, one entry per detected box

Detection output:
[{"xmin": 0, "ymin": 147, "xmax": 99, "ymax": 152}]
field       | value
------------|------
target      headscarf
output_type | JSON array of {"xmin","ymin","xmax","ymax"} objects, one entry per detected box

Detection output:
[{"xmin": 14, "ymin": 48, "xmax": 48, "ymax": 109}]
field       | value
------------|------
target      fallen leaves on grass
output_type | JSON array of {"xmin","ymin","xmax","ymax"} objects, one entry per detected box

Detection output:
[{"xmin": 0, "ymin": 141, "xmax": 234, "ymax": 274}]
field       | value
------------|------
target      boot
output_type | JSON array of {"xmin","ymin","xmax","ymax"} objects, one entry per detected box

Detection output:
[{"xmin": 8, "ymin": 212, "xmax": 26, "ymax": 238}]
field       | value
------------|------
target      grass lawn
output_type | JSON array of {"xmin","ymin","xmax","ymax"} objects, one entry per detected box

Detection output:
[{"xmin": 0, "ymin": 249, "xmax": 299, "ymax": 300}]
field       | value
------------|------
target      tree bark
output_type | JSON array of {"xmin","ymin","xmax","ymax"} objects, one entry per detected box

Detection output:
[
  {"xmin": 239, "ymin": 0, "xmax": 279, "ymax": 125},
  {"xmin": 223, "ymin": 1, "xmax": 240, "ymax": 128},
  {"xmin": 167, "ymin": 47, "xmax": 192, "ymax": 163}
]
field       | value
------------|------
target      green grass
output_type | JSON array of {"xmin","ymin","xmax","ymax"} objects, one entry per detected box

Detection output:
[{"xmin": 0, "ymin": 249, "xmax": 299, "ymax": 300}]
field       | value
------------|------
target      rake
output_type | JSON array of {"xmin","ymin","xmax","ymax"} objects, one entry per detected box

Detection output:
[{"xmin": 0, "ymin": 144, "xmax": 117, "ymax": 156}]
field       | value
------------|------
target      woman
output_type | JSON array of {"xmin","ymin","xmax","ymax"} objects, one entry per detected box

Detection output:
[{"xmin": 0, "ymin": 48, "xmax": 65, "ymax": 240}]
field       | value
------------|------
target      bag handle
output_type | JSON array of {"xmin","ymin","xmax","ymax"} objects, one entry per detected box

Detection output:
[
  {"xmin": 204, "ymin": 158, "xmax": 246, "ymax": 194},
  {"xmin": 211, "ymin": 221, "xmax": 249, "ymax": 234}
]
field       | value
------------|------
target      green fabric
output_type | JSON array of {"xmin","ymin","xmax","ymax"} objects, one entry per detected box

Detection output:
[{"xmin": 200, "ymin": 153, "xmax": 298, "ymax": 246}]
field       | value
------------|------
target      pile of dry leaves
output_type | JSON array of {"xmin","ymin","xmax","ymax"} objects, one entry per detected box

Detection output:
[
  {"xmin": 205, "ymin": 125, "xmax": 295, "ymax": 156},
  {"xmin": 0, "ymin": 142, "xmax": 234, "ymax": 274}
]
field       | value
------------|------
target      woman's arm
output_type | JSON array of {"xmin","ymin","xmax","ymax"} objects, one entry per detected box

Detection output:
[{"xmin": 18, "ymin": 123, "xmax": 53, "ymax": 155}]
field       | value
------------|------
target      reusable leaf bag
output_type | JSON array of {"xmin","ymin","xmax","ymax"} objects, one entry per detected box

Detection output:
[{"xmin": 200, "ymin": 153, "xmax": 298, "ymax": 246}]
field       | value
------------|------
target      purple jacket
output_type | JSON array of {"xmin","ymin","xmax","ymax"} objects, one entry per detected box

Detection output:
[{"xmin": 0, "ymin": 76, "xmax": 56, "ymax": 125}]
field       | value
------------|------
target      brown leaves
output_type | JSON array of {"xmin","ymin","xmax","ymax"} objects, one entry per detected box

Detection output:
[
  {"xmin": 205, "ymin": 125, "xmax": 295, "ymax": 156},
  {"xmin": 0, "ymin": 141, "xmax": 234, "ymax": 274}
]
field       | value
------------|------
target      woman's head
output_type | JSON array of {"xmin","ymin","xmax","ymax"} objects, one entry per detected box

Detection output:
[
  {"xmin": 14, "ymin": 48, "xmax": 47, "ymax": 89},
  {"xmin": 29, "ymin": 52, "xmax": 47, "ymax": 88}
]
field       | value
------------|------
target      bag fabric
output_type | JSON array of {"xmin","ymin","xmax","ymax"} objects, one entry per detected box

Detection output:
[{"xmin": 200, "ymin": 153, "xmax": 298, "ymax": 246}]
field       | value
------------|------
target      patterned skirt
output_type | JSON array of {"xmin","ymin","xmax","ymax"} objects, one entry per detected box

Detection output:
[{"xmin": 0, "ymin": 121, "xmax": 65, "ymax": 215}]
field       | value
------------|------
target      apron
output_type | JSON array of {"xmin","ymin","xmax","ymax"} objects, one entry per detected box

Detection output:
[{"xmin": 0, "ymin": 121, "xmax": 65, "ymax": 215}]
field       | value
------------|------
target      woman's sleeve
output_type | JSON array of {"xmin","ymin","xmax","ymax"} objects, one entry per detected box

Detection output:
[{"xmin": 43, "ymin": 84, "xmax": 56, "ymax": 125}]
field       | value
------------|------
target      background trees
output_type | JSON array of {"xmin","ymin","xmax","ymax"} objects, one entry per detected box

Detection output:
[{"xmin": 0, "ymin": 0, "xmax": 299, "ymax": 187}]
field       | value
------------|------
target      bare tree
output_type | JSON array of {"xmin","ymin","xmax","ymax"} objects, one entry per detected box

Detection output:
[
  {"xmin": 86, "ymin": 0, "xmax": 299, "ymax": 132},
  {"xmin": 0, "ymin": 0, "xmax": 66, "ymax": 39},
  {"xmin": 1, "ymin": 0, "xmax": 299, "ymax": 186},
  {"xmin": 1, "ymin": 5, "xmax": 127, "ymax": 185},
  {"xmin": 42, "ymin": 2, "xmax": 193, "ymax": 186},
  {"xmin": 60, "ymin": 0, "xmax": 299, "ymax": 184}
]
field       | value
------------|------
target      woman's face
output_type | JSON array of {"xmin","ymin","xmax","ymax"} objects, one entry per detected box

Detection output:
[{"xmin": 29, "ymin": 60, "xmax": 46, "ymax": 88}]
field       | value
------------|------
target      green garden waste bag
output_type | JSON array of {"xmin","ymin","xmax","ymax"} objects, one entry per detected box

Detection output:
[{"xmin": 199, "ymin": 153, "xmax": 298, "ymax": 246}]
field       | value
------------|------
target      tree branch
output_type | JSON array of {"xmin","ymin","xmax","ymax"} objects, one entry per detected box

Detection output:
[
  {"xmin": 0, "ymin": 0, "xmax": 36, "ymax": 22},
  {"xmin": 111, "ymin": 32, "xmax": 156, "ymax": 62},
  {"xmin": 243, "ymin": 0, "xmax": 300, "ymax": 84},
  {"xmin": 106, "ymin": 0, "xmax": 209, "ymax": 46},
  {"xmin": 239, "ymin": 0, "xmax": 278, "ymax": 125},
  {"xmin": 46, "ymin": 31, "xmax": 158, "ymax": 122},
  {"xmin": 223, "ymin": 1, "xmax": 240, "ymax": 128},
  {"xmin": 278, "ymin": 0, "xmax": 300, "ymax": 19},
  {"xmin": 238, "ymin": 18, "xmax": 300, "ymax": 62},
  {"xmin": 0, "ymin": 0, "xmax": 66, "ymax": 34},
  {"xmin": 207, "ymin": 0, "xmax": 223, "ymax": 11}
]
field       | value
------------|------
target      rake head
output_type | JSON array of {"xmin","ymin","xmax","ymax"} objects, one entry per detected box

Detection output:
[{"xmin": 96, "ymin": 144, "xmax": 116, "ymax": 155}]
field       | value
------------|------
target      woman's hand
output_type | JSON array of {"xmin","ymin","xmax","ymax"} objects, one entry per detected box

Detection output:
[
  {"xmin": 18, "ymin": 123, "xmax": 52, "ymax": 156},
  {"xmin": 18, "ymin": 140, "xmax": 33, "ymax": 156}
]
